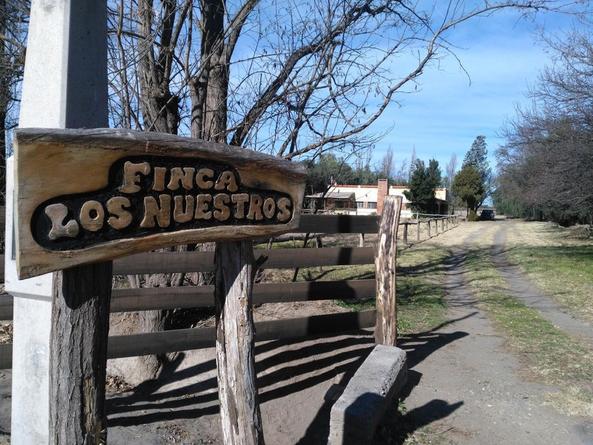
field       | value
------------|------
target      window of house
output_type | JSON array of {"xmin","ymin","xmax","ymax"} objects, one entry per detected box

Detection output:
[
  {"xmin": 356, "ymin": 201, "xmax": 364, "ymax": 208},
  {"xmin": 368, "ymin": 202, "xmax": 377, "ymax": 209}
]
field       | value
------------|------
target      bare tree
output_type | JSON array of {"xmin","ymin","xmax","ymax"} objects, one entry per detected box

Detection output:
[
  {"xmin": 378, "ymin": 145, "xmax": 395, "ymax": 179},
  {"xmin": 445, "ymin": 153, "xmax": 457, "ymax": 189},
  {"xmin": 105, "ymin": 0, "xmax": 587, "ymax": 379},
  {"xmin": 497, "ymin": 29, "xmax": 593, "ymax": 225}
]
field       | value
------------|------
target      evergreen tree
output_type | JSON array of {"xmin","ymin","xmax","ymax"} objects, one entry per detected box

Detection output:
[
  {"xmin": 463, "ymin": 136, "xmax": 491, "ymax": 182},
  {"xmin": 305, "ymin": 154, "xmax": 355, "ymax": 193},
  {"xmin": 462, "ymin": 135, "xmax": 491, "ymax": 206},
  {"xmin": 404, "ymin": 158, "xmax": 442, "ymax": 213},
  {"xmin": 453, "ymin": 164, "xmax": 485, "ymax": 218}
]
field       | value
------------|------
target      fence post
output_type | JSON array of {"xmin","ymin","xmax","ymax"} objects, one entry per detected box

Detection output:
[
  {"xmin": 375, "ymin": 196, "xmax": 402, "ymax": 346},
  {"xmin": 427, "ymin": 219, "xmax": 431, "ymax": 238},
  {"xmin": 359, "ymin": 233, "xmax": 365, "ymax": 247},
  {"xmin": 403, "ymin": 223, "xmax": 408, "ymax": 245},
  {"xmin": 441, "ymin": 218, "xmax": 445, "ymax": 232},
  {"xmin": 215, "ymin": 241, "xmax": 264, "ymax": 444}
]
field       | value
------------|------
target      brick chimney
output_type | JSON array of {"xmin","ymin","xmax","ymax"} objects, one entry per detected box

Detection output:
[{"xmin": 377, "ymin": 178, "xmax": 389, "ymax": 215}]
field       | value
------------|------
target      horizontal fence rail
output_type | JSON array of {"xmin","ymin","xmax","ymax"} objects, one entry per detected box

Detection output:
[
  {"xmin": 113, "ymin": 246, "xmax": 376, "ymax": 275},
  {"xmin": 0, "ymin": 214, "xmax": 459, "ymax": 280},
  {"xmin": 0, "ymin": 279, "xmax": 375, "ymax": 319},
  {"xmin": 0, "ymin": 310, "xmax": 376, "ymax": 369},
  {"xmin": 0, "ymin": 213, "xmax": 459, "ymax": 369},
  {"xmin": 296, "ymin": 214, "xmax": 379, "ymax": 234}
]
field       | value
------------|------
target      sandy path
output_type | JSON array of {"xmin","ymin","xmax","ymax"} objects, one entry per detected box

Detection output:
[
  {"xmin": 492, "ymin": 221, "xmax": 593, "ymax": 347},
  {"xmin": 401, "ymin": 222, "xmax": 593, "ymax": 444}
]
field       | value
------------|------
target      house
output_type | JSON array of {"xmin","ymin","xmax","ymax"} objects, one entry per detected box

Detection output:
[
  {"xmin": 305, "ymin": 179, "xmax": 449, "ymax": 218},
  {"xmin": 305, "ymin": 191, "xmax": 356, "ymax": 213}
]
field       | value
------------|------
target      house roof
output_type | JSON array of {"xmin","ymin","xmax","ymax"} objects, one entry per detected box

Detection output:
[{"xmin": 305, "ymin": 191, "xmax": 355, "ymax": 200}]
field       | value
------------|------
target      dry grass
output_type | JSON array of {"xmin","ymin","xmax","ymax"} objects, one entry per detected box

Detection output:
[{"xmin": 504, "ymin": 220, "xmax": 593, "ymax": 323}]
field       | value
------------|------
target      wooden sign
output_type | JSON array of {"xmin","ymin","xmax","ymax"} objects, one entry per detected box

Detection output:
[{"xmin": 14, "ymin": 128, "xmax": 306, "ymax": 279}]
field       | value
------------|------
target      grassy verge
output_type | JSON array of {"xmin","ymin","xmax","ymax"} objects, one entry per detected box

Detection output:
[
  {"xmin": 327, "ymin": 244, "xmax": 451, "ymax": 335},
  {"xmin": 507, "ymin": 244, "xmax": 593, "ymax": 323},
  {"xmin": 464, "ymin": 247, "xmax": 593, "ymax": 417},
  {"xmin": 260, "ymin": 240, "xmax": 451, "ymax": 336}
]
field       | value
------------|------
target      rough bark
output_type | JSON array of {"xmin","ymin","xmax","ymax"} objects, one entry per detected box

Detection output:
[
  {"xmin": 375, "ymin": 196, "xmax": 402, "ymax": 346},
  {"xmin": 138, "ymin": 0, "xmax": 181, "ymax": 133},
  {"xmin": 191, "ymin": 0, "xmax": 228, "ymax": 142},
  {"xmin": 49, "ymin": 262, "xmax": 113, "ymax": 444},
  {"xmin": 215, "ymin": 240, "xmax": 264, "ymax": 445}
]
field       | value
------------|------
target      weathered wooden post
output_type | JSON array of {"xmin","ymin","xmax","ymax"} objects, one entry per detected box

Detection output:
[
  {"xmin": 427, "ymin": 219, "xmax": 431, "ymax": 238},
  {"xmin": 417, "ymin": 218, "xmax": 421, "ymax": 242},
  {"xmin": 403, "ymin": 222, "xmax": 408, "ymax": 245},
  {"xmin": 6, "ymin": 1, "xmax": 111, "ymax": 443},
  {"xmin": 375, "ymin": 196, "xmax": 402, "ymax": 346},
  {"xmin": 359, "ymin": 233, "xmax": 365, "ymax": 247},
  {"xmin": 215, "ymin": 241, "xmax": 264, "ymax": 444},
  {"xmin": 14, "ymin": 128, "xmax": 306, "ymax": 444}
]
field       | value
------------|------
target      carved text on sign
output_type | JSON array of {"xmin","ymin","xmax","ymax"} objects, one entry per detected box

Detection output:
[{"xmin": 32, "ymin": 156, "xmax": 294, "ymax": 251}]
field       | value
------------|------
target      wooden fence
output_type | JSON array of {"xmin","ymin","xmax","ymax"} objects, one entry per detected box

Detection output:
[{"xmin": 0, "ymin": 213, "xmax": 458, "ymax": 369}]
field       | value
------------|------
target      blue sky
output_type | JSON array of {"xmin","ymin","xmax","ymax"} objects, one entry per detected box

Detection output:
[{"xmin": 369, "ymin": 8, "xmax": 580, "ymax": 176}]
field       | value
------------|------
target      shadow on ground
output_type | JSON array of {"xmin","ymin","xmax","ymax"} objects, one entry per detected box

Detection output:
[{"xmin": 106, "ymin": 312, "xmax": 470, "ymax": 444}]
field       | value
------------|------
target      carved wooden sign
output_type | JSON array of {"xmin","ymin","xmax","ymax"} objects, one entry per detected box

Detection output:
[{"xmin": 14, "ymin": 128, "xmax": 306, "ymax": 279}]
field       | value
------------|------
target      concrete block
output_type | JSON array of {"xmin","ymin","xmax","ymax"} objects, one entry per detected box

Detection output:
[{"xmin": 329, "ymin": 345, "xmax": 407, "ymax": 444}]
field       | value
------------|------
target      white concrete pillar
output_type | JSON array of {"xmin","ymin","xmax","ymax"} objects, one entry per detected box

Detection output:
[{"xmin": 6, "ymin": 1, "xmax": 108, "ymax": 442}]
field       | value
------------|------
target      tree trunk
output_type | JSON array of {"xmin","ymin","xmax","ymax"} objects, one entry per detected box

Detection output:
[
  {"xmin": 50, "ymin": 262, "xmax": 112, "ymax": 444},
  {"xmin": 110, "ymin": 0, "xmax": 187, "ymax": 386},
  {"xmin": 215, "ymin": 241, "xmax": 264, "ymax": 445}
]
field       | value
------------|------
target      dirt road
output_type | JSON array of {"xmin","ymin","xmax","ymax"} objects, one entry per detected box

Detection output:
[{"xmin": 400, "ymin": 221, "xmax": 593, "ymax": 444}]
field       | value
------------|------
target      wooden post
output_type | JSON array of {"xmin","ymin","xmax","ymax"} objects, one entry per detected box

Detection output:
[
  {"xmin": 359, "ymin": 233, "xmax": 365, "ymax": 247},
  {"xmin": 48, "ymin": 2, "xmax": 113, "ymax": 443},
  {"xmin": 403, "ymin": 223, "xmax": 408, "ymax": 245},
  {"xmin": 215, "ymin": 240, "xmax": 264, "ymax": 445},
  {"xmin": 50, "ymin": 262, "xmax": 112, "ymax": 443},
  {"xmin": 427, "ymin": 219, "xmax": 431, "ymax": 238},
  {"xmin": 375, "ymin": 196, "xmax": 402, "ymax": 346},
  {"xmin": 417, "ymin": 219, "xmax": 421, "ymax": 242}
]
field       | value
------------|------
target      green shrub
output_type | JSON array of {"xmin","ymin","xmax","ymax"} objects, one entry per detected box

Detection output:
[{"xmin": 467, "ymin": 210, "xmax": 479, "ymax": 221}]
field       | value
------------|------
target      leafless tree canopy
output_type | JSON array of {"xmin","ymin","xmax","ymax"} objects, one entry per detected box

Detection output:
[
  {"xmin": 496, "ymin": 30, "xmax": 593, "ymax": 225},
  {"xmin": 105, "ymin": 0, "xmax": 582, "ymax": 161}
]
